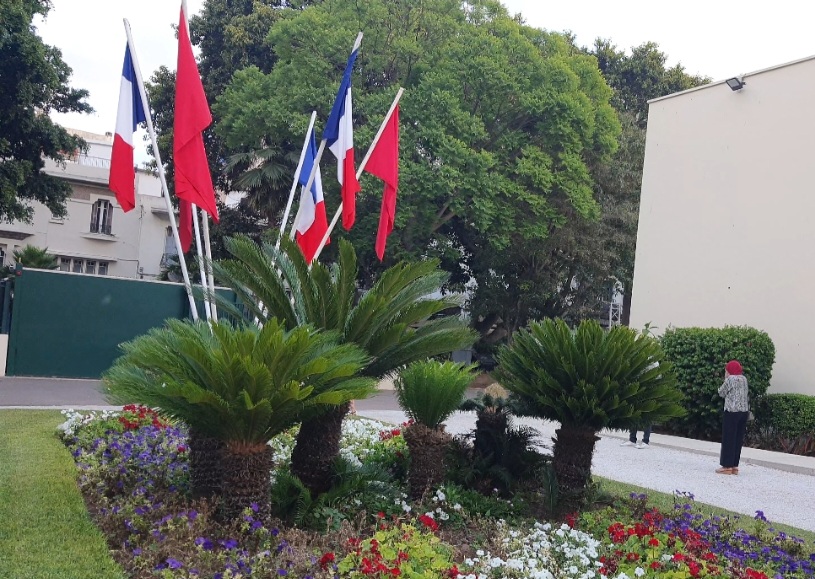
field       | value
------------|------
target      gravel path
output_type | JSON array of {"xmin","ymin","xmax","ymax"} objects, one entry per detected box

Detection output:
[{"xmin": 359, "ymin": 409, "xmax": 815, "ymax": 533}]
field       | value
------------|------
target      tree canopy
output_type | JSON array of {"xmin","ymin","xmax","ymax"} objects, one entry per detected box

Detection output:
[{"xmin": 0, "ymin": 0, "xmax": 92, "ymax": 223}]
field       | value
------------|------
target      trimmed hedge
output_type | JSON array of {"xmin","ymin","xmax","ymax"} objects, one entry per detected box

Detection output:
[
  {"xmin": 660, "ymin": 326, "xmax": 775, "ymax": 440},
  {"xmin": 752, "ymin": 393, "xmax": 815, "ymax": 439}
]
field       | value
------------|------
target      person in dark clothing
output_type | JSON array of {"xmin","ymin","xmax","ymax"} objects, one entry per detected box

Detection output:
[
  {"xmin": 717, "ymin": 359, "xmax": 750, "ymax": 475},
  {"xmin": 620, "ymin": 426, "xmax": 651, "ymax": 449}
]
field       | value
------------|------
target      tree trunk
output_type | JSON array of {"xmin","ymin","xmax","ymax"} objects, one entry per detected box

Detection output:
[
  {"xmin": 188, "ymin": 427, "xmax": 225, "ymax": 499},
  {"xmin": 220, "ymin": 442, "xmax": 273, "ymax": 521},
  {"xmin": 290, "ymin": 404, "xmax": 348, "ymax": 496},
  {"xmin": 404, "ymin": 423, "xmax": 451, "ymax": 499},
  {"xmin": 552, "ymin": 425, "xmax": 599, "ymax": 508},
  {"xmin": 473, "ymin": 407, "xmax": 508, "ymax": 459}
]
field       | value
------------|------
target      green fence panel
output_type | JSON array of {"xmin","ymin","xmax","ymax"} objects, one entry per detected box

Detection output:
[{"xmin": 6, "ymin": 269, "xmax": 234, "ymax": 379}]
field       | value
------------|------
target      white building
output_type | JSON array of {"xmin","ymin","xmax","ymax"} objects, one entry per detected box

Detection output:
[
  {"xmin": 629, "ymin": 55, "xmax": 815, "ymax": 395},
  {"xmin": 0, "ymin": 129, "xmax": 176, "ymax": 279}
]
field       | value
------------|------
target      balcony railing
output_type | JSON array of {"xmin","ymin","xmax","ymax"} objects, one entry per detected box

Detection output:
[{"xmin": 68, "ymin": 154, "xmax": 111, "ymax": 169}]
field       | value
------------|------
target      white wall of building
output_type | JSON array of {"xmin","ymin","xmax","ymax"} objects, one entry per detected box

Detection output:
[
  {"xmin": 630, "ymin": 55, "xmax": 815, "ymax": 395},
  {"xmin": 0, "ymin": 130, "xmax": 173, "ymax": 280}
]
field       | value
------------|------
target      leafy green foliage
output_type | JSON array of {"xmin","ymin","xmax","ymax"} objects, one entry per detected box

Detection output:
[
  {"xmin": 212, "ymin": 236, "xmax": 476, "ymax": 377},
  {"xmin": 498, "ymin": 319, "xmax": 685, "ymax": 431},
  {"xmin": 214, "ymin": 0, "xmax": 620, "ymax": 285},
  {"xmin": 103, "ymin": 319, "xmax": 375, "ymax": 445},
  {"xmin": 660, "ymin": 326, "xmax": 775, "ymax": 439},
  {"xmin": 395, "ymin": 361, "xmax": 476, "ymax": 430},
  {"xmin": 12, "ymin": 245, "xmax": 58, "ymax": 269},
  {"xmin": 752, "ymin": 393, "xmax": 815, "ymax": 440},
  {"xmin": 269, "ymin": 458, "xmax": 394, "ymax": 530},
  {"xmin": 452, "ymin": 394, "xmax": 550, "ymax": 497},
  {"xmin": 0, "ymin": 0, "xmax": 92, "ymax": 222}
]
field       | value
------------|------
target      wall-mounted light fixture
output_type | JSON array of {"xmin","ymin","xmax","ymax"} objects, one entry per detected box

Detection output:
[{"xmin": 725, "ymin": 76, "xmax": 746, "ymax": 91}]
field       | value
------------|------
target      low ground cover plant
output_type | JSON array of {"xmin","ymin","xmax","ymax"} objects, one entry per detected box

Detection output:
[{"xmin": 53, "ymin": 408, "xmax": 815, "ymax": 579}]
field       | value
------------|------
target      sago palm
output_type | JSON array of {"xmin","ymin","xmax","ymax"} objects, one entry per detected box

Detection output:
[
  {"xmin": 13, "ymin": 245, "xmax": 58, "ymax": 269},
  {"xmin": 496, "ymin": 319, "xmax": 684, "ymax": 507},
  {"xmin": 104, "ymin": 318, "xmax": 374, "ymax": 519},
  {"xmin": 211, "ymin": 236, "xmax": 476, "ymax": 495},
  {"xmin": 394, "ymin": 360, "xmax": 475, "ymax": 498}
]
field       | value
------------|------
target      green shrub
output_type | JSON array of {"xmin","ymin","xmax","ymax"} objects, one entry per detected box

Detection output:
[
  {"xmin": 752, "ymin": 393, "xmax": 815, "ymax": 439},
  {"xmin": 660, "ymin": 326, "xmax": 775, "ymax": 439}
]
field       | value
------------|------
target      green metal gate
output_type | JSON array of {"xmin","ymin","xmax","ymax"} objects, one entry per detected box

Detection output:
[{"xmin": 5, "ymin": 268, "xmax": 227, "ymax": 378}]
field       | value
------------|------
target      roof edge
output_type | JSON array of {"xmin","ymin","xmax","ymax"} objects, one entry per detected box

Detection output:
[{"xmin": 647, "ymin": 52, "xmax": 815, "ymax": 105}]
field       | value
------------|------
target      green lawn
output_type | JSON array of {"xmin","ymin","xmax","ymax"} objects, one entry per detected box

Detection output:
[
  {"xmin": 596, "ymin": 476, "xmax": 815, "ymax": 544},
  {"xmin": 0, "ymin": 410, "xmax": 124, "ymax": 579}
]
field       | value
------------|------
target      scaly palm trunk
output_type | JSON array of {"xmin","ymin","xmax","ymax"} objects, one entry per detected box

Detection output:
[
  {"xmin": 220, "ymin": 441, "xmax": 273, "ymax": 521},
  {"xmin": 404, "ymin": 422, "xmax": 451, "ymax": 499},
  {"xmin": 552, "ymin": 425, "xmax": 599, "ymax": 508},
  {"xmin": 473, "ymin": 407, "xmax": 509, "ymax": 459},
  {"xmin": 188, "ymin": 427, "xmax": 225, "ymax": 499},
  {"xmin": 290, "ymin": 403, "xmax": 348, "ymax": 496}
]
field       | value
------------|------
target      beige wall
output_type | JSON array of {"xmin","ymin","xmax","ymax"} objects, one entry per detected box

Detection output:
[
  {"xmin": 0, "ymin": 159, "xmax": 171, "ymax": 280},
  {"xmin": 630, "ymin": 56, "xmax": 815, "ymax": 395}
]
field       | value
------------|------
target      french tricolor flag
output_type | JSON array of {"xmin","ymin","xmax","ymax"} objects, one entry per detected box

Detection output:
[
  {"xmin": 294, "ymin": 126, "xmax": 328, "ymax": 262},
  {"xmin": 323, "ymin": 35, "xmax": 362, "ymax": 231},
  {"xmin": 109, "ymin": 44, "xmax": 146, "ymax": 213}
]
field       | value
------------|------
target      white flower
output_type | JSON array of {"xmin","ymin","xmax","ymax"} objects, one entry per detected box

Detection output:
[
  {"xmin": 453, "ymin": 503, "xmax": 462, "ymax": 511},
  {"xmin": 634, "ymin": 567, "xmax": 646, "ymax": 577},
  {"xmin": 476, "ymin": 550, "xmax": 485, "ymax": 557}
]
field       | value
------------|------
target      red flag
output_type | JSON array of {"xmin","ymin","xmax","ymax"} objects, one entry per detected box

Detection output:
[
  {"xmin": 364, "ymin": 105, "xmax": 399, "ymax": 261},
  {"xmin": 173, "ymin": 6, "xmax": 219, "ymax": 223},
  {"xmin": 178, "ymin": 199, "xmax": 193, "ymax": 252}
]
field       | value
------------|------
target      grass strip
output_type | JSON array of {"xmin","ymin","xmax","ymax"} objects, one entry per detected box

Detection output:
[{"xmin": 0, "ymin": 410, "xmax": 124, "ymax": 579}]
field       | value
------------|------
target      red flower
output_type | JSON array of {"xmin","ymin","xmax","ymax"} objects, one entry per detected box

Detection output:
[
  {"xmin": 377, "ymin": 511, "xmax": 385, "ymax": 519},
  {"xmin": 650, "ymin": 561, "xmax": 662, "ymax": 570},
  {"xmin": 418, "ymin": 514, "xmax": 438, "ymax": 532},
  {"xmin": 625, "ymin": 552, "xmax": 640, "ymax": 562},
  {"xmin": 648, "ymin": 538, "xmax": 660, "ymax": 547},
  {"xmin": 177, "ymin": 445, "xmax": 187, "ymax": 453},
  {"xmin": 447, "ymin": 565, "xmax": 459, "ymax": 578},
  {"xmin": 319, "ymin": 552, "xmax": 335, "ymax": 570},
  {"xmin": 673, "ymin": 553, "xmax": 686, "ymax": 562}
]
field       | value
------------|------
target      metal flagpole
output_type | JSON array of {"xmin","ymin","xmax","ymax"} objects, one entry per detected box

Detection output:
[
  {"xmin": 201, "ymin": 213, "xmax": 217, "ymax": 320},
  {"xmin": 124, "ymin": 18, "xmax": 199, "ymax": 321},
  {"xmin": 191, "ymin": 206, "xmax": 212, "ymax": 321},
  {"xmin": 278, "ymin": 111, "xmax": 317, "ymax": 248},
  {"xmin": 311, "ymin": 87, "xmax": 404, "ymax": 264}
]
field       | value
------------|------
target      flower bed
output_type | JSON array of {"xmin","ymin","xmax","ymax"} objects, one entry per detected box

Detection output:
[{"xmin": 57, "ymin": 409, "xmax": 815, "ymax": 578}]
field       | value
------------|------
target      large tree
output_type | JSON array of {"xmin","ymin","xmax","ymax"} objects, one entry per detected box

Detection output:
[
  {"xmin": 215, "ymin": 0, "xmax": 620, "ymax": 286},
  {"xmin": 0, "ymin": 0, "xmax": 92, "ymax": 223}
]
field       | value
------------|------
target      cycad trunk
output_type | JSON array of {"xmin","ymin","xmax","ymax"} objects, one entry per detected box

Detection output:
[
  {"xmin": 404, "ymin": 422, "xmax": 451, "ymax": 499},
  {"xmin": 220, "ymin": 442, "xmax": 273, "ymax": 521},
  {"xmin": 552, "ymin": 425, "xmax": 599, "ymax": 508},
  {"xmin": 188, "ymin": 427, "xmax": 225, "ymax": 499},
  {"xmin": 473, "ymin": 407, "xmax": 508, "ymax": 459},
  {"xmin": 290, "ymin": 404, "xmax": 348, "ymax": 496}
]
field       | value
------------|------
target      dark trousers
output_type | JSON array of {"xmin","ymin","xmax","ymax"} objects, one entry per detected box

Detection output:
[
  {"xmin": 720, "ymin": 411, "xmax": 749, "ymax": 468},
  {"xmin": 629, "ymin": 425, "xmax": 651, "ymax": 444}
]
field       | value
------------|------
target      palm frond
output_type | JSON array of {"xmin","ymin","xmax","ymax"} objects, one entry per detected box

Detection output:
[{"xmin": 394, "ymin": 360, "xmax": 476, "ymax": 429}]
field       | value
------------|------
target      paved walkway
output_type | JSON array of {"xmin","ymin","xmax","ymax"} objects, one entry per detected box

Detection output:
[{"xmin": 3, "ymin": 377, "xmax": 813, "ymax": 532}]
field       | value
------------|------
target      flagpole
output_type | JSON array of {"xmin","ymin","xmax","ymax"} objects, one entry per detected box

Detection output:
[
  {"xmin": 311, "ymin": 87, "xmax": 404, "ymax": 264},
  {"xmin": 297, "ymin": 32, "xmax": 363, "ymax": 215},
  {"xmin": 191, "ymin": 205, "xmax": 212, "ymax": 321},
  {"xmin": 277, "ymin": 111, "xmax": 317, "ymax": 248},
  {"xmin": 201, "ymin": 212, "xmax": 217, "ymax": 320},
  {"xmin": 123, "ymin": 19, "xmax": 199, "ymax": 321}
]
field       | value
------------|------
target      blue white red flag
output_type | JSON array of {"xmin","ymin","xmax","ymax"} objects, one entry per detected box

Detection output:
[{"xmin": 109, "ymin": 44, "xmax": 147, "ymax": 212}]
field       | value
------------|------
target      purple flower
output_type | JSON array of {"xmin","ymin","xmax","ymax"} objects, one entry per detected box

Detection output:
[
  {"xmin": 167, "ymin": 558, "xmax": 183, "ymax": 569},
  {"xmin": 221, "ymin": 538, "xmax": 239, "ymax": 550},
  {"xmin": 194, "ymin": 537, "xmax": 214, "ymax": 551}
]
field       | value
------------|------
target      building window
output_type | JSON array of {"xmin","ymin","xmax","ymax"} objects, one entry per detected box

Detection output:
[
  {"xmin": 90, "ymin": 199, "xmax": 113, "ymax": 234},
  {"xmin": 0, "ymin": 247, "xmax": 5, "ymax": 267},
  {"xmin": 57, "ymin": 257, "xmax": 109, "ymax": 276}
]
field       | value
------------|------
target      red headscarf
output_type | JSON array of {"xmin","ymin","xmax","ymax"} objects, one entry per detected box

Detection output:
[{"xmin": 726, "ymin": 360, "xmax": 743, "ymax": 375}]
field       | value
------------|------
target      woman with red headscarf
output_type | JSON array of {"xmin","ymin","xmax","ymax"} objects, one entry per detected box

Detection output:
[{"xmin": 717, "ymin": 360, "xmax": 750, "ymax": 474}]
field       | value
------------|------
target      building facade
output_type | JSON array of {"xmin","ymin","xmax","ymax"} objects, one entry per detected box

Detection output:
[
  {"xmin": 0, "ymin": 129, "xmax": 176, "ymax": 279},
  {"xmin": 629, "ymin": 55, "xmax": 815, "ymax": 395}
]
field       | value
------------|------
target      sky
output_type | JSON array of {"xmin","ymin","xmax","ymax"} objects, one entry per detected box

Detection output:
[{"xmin": 37, "ymin": 0, "xmax": 815, "ymax": 158}]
